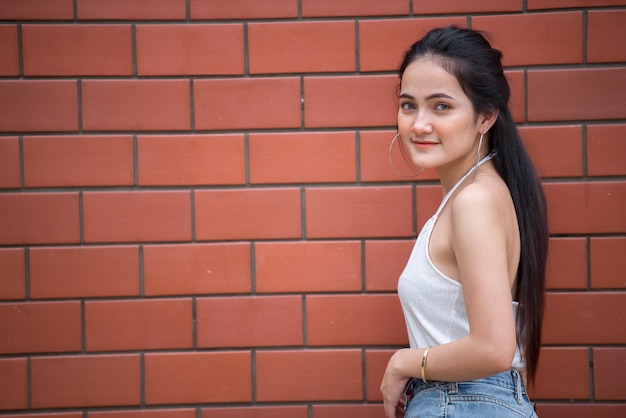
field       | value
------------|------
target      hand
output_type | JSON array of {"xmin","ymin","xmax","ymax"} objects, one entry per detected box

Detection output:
[{"xmin": 380, "ymin": 351, "xmax": 411, "ymax": 418}]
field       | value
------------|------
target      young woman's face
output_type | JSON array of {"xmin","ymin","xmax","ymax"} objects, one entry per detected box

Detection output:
[{"xmin": 397, "ymin": 58, "xmax": 484, "ymax": 173}]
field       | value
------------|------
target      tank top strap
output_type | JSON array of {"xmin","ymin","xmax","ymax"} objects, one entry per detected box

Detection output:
[{"xmin": 434, "ymin": 151, "xmax": 497, "ymax": 217}]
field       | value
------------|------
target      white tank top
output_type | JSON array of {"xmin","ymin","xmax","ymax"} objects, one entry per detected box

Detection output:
[{"xmin": 397, "ymin": 152, "xmax": 525, "ymax": 370}]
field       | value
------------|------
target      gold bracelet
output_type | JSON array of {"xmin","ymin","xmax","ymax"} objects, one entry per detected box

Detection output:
[{"xmin": 421, "ymin": 346, "xmax": 431, "ymax": 383}]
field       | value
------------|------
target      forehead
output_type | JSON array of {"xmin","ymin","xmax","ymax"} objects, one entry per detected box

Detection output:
[{"xmin": 400, "ymin": 57, "xmax": 465, "ymax": 98}]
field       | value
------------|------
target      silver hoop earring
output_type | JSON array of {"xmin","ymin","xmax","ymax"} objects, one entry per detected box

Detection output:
[
  {"xmin": 476, "ymin": 132, "xmax": 484, "ymax": 167},
  {"xmin": 388, "ymin": 133, "xmax": 425, "ymax": 178}
]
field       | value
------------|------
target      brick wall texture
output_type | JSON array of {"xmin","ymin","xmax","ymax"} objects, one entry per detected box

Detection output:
[{"xmin": 1, "ymin": 0, "xmax": 625, "ymax": 417}]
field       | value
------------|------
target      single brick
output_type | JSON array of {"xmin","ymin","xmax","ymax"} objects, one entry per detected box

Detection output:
[
  {"xmin": 83, "ymin": 191, "xmax": 192, "ymax": 243},
  {"xmin": 414, "ymin": 0, "xmax": 521, "ymax": 13},
  {"xmin": 85, "ymin": 299, "xmax": 193, "ymax": 351},
  {"xmin": 249, "ymin": 131, "xmax": 356, "ymax": 184},
  {"xmin": 255, "ymin": 241, "xmax": 362, "ymax": 293},
  {"xmin": 143, "ymin": 243, "xmax": 251, "ymax": 296},
  {"xmin": 544, "ymin": 182, "xmax": 626, "ymax": 234},
  {"xmin": 82, "ymin": 79, "xmax": 190, "ymax": 131},
  {"xmin": 137, "ymin": 134, "xmax": 245, "ymax": 186},
  {"xmin": 145, "ymin": 352, "xmax": 252, "ymax": 404},
  {"xmin": 306, "ymin": 294, "xmax": 407, "ymax": 346},
  {"xmin": 30, "ymin": 246, "xmax": 140, "ymax": 299},
  {"xmin": 542, "ymin": 292, "xmax": 626, "ymax": 344},
  {"xmin": 90, "ymin": 410, "xmax": 196, "ymax": 418},
  {"xmin": 0, "ymin": 302, "xmax": 81, "ymax": 354},
  {"xmin": 22, "ymin": 24, "xmax": 132, "ymax": 76},
  {"xmin": 189, "ymin": 0, "xmax": 298, "ymax": 19},
  {"xmin": 196, "ymin": 296, "xmax": 303, "ymax": 347},
  {"xmin": 528, "ymin": 68, "xmax": 626, "ymax": 121},
  {"xmin": 136, "ymin": 24, "xmax": 244, "ymax": 76},
  {"xmin": 0, "ymin": 0, "xmax": 73, "ymax": 20},
  {"xmin": 31, "ymin": 354, "xmax": 141, "ymax": 408},
  {"xmin": 23, "ymin": 135, "xmax": 134, "ymax": 187},
  {"xmin": 304, "ymin": 75, "xmax": 397, "ymax": 128},
  {"xmin": 302, "ymin": 0, "xmax": 408, "ymax": 17},
  {"xmin": 248, "ymin": 21, "xmax": 355, "ymax": 74},
  {"xmin": 202, "ymin": 406, "xmax": 307, "ymax": 418},
  {"xmin": 0, "ymin": 193, "xmax": 79, "ymax": 245},
  {"xmin": 0, "ymin": 80, "xmax": 78, "ymax": 132},
  {"xmin": 194, "ymin": 188, "xmax": 301, "ymax": 241},
  {"xmin": 305, "ymin": 186, "xmax": 413, "ymax": 238},
  {"xmin": 77, "ymin": 0, "xmax": 186, "ymax": 20},
  {"xmin": 256, "ymin": 350, "xmax": 362, "ymax": 402},
  {"xmin": 194, "ymin": 77, "xmax": 301, "ymax": 130}
]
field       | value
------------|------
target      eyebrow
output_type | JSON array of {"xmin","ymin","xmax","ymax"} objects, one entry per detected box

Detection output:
[{"xmin": 399, "ymin": 92, "xmax": 455, "ymax": 101}]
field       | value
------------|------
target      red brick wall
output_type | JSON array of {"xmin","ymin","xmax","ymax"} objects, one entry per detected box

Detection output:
[{"xmin": 1, "ymin": 1, "xmax": 625, "ymax": 417}]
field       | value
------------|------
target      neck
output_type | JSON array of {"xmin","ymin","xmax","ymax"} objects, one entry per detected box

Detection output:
[{"xmin": 437, "ymin": 150, "xmax": 494, "ymax": 195}]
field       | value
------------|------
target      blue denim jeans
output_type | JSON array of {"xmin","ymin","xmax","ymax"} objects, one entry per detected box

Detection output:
[{"xmin": 403, "ymin": 369, "xmax": 537, "ymax": 417}]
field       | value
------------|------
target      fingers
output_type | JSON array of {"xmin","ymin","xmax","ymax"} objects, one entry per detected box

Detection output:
[{"xmin": 383, "ymin": 399, "xmax": 406, "ymax": 418}]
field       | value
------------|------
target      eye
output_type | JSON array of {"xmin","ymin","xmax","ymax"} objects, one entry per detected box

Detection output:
[
  {"xmin": 435, "ymin": 103, "xmax": 451, "ymax": 111},
  {"xmin": 400, "ymin": 101, "xmax": 416, "ymax": 111}
]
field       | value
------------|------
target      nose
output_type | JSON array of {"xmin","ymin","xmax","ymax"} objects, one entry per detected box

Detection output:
[{"xmin": 411, "ymin": 110, "xmax": 433, "ymax": 135}]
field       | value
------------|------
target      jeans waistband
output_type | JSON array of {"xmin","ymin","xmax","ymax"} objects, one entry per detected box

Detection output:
[{"xmin": 405, "ymin": 369, "xmax": 527, "ymax": 404}]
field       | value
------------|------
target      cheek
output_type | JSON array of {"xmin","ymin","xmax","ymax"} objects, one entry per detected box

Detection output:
[{"xmin": 443, "ymin": 116, "xmax": 478, "ymax": 138}]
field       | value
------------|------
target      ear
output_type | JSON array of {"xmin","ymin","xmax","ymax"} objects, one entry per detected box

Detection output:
[{"xmin": 478, "ymin": 110, "xmax": 499, "ymax": 134}]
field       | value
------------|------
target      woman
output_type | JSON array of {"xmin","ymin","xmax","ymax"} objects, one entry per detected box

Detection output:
[{"xmin": 381, "ymin": 26, "xmax": 548, "ymax": 418}]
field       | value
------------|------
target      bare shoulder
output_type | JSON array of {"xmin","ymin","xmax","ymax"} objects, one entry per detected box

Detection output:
[
  {"xmin": 453, "ymin": 172, "xmax": 511, "ymax": 209},
  {"xmin": 450, "ymin": 172, "xmax": 515, "ymax": 230}
]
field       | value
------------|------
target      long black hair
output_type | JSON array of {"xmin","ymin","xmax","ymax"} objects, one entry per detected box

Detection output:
[{"xmin": 399, "ymin": 26, "xmax": 549, "ymax": 385}]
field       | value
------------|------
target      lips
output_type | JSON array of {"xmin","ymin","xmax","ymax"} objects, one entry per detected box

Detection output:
[{"xmin": 412, "ymin": 140, "xmax": 439, "ymax": 146}]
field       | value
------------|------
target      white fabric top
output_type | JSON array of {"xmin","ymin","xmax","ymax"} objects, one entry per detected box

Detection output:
[{"xmin": 397, "ymin": 152, "xmax": 525, "ymax": 370}]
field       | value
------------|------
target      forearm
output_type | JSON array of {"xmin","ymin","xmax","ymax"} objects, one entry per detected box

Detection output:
[{"xmin": 390, "ymin": 335, "xmax": 515, "ymax": 383}]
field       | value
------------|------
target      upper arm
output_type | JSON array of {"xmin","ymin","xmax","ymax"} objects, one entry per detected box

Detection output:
[{"xmin": 450, "ymin": 184, "xmax": 517, "ymax": 357}]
